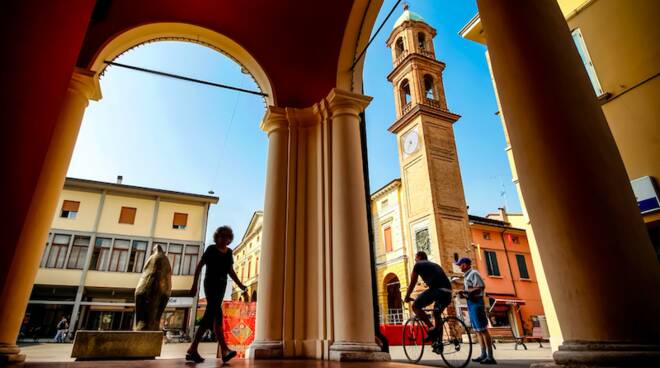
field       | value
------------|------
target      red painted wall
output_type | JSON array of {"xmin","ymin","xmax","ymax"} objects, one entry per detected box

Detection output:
[{"xmin": 0, "ymin": 1, "xmax": 95, "ymax": 288}]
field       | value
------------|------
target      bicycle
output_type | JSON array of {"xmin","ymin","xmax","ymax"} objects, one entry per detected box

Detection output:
[{"xmin": 402, "ymin": 304, "xmax": 472, "ymax": 368}]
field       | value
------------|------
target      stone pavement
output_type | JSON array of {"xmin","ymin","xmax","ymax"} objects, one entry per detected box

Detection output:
[{"xmin": 19, "ymin": 342, "xmax": 553, "ymax": 367}]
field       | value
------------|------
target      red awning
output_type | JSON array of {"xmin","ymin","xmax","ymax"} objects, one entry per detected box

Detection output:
[{"xmin": 489, "ymin": 298, "xmax": 526, "ymax": 313}]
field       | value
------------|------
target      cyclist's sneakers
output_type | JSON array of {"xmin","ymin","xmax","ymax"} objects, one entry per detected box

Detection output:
[
  {"xmin": 423, "ymin": 327, "xmax": 440, "ymax": 342},
  {"xmin": 472, "ymin": 355, "xmax": 486, "ymax": 362},
  {"xmin": 480, "ymin": 357, "xmax": 497, "ymax": 365}
]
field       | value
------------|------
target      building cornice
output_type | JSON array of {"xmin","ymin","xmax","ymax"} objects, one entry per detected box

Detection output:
[
  {"xmin": 386, "ymin": 21, "xmax": 437, "ymax": 46},
  {"xmin": 468, "ymin": 214, "xmax": 525, "ymax": 232},
  {"xmin": 386, "ymin": 53, "xmax": 445, "ymax": 82},
  {"xmin": 64, "ymin": 177, "xmax": 218, "ymax": 204},
  {"xmin": 371, "ymin": 178, "xmax": 402, "ymax": 199}
]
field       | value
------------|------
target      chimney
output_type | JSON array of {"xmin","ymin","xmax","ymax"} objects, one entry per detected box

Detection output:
[
  {"xmin": 116, "ymin": 175, "xmax": 123, "ymax": 184},
  {"xmin": 498, "ymin": 207, "xmax": 508, "ymax": 222}
]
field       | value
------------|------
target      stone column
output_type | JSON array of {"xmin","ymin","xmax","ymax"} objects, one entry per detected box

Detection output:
[
  {"xmin": 476, "ymin": 1, "xmax": 660, "ymax": 366},
  {"xmin": 326, "ymin": 89, "xmax": 389, "ymax": 361},
  {"xmin": 0, "ymin": 69, "xmax": 100, "ymax": 364},
  {"xmin": 248, "ymin": 107, "xmax": 289, "ymax": 359}
]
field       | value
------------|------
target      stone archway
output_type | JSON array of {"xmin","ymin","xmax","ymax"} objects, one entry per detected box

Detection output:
[{"xmin": 86, "ymin": 22, "xmax": 275, "ymax": 107}]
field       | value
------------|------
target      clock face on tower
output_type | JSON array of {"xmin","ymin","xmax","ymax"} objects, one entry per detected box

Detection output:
[{"xmin": 403, "ymin": 129, "xmax": 420, "ymax": 155}]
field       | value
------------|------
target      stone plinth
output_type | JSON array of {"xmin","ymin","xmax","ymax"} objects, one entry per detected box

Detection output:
[
  {"xmin": 329, "ymin": 341, "xmax": 391, "ymax": 362},
  {"xmin": 71, "ymin": 331, "xmax": 163, "ymax": 360}
]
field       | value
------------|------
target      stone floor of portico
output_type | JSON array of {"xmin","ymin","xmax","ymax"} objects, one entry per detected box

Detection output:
[{"xmin": 17, "ymin": 342, "xmax": 553, "ymax": 367}]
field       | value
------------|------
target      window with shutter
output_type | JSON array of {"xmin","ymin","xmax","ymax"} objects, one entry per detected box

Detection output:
[
  {"xmin": 484, "ymin": 250, "xmax": 501, "ymax": 276},
  {"xmin": 384, "ymin": 226, "xmax": 393, "ymax": 252},
  {"xmin": 119, "ymin": 207, "xmax": 137, "ymax": 224},
  {"xmin": 60, "ymin": 200, "xmax": 80, "ymax": 219},
  {"xmin": 173, "ymin": 212, "xmax": 188, "ymax": 229},
  {"xmin": 516, "ymin": 254, "xmax": 530, "ymax": 279}
]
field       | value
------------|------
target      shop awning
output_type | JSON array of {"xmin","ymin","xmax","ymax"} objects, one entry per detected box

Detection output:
[{"xmin": 489, "ymin": 298, "xmax": 526, "ymax": 313}]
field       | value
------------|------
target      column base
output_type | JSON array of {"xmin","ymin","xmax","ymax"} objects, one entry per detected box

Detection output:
[
  {"xmin": 247, "ymin": 340, "xmax": 283, "ymax": 359},
  {"xmin": 329, "ymin": 341, "xmax": 390, "ymax": 361},
  {"xmin": 0, "ymin": 344, "xmax": 25, "ymax": 365},
  {"xmin": 530, "ymin": 340, "xmax": 660, "ymax": 368}
]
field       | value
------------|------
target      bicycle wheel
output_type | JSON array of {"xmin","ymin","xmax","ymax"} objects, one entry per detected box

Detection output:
[
  {"xmin": 402, "ymin": 318, "xmax": 427, "ymax": 363},
  {"xmin": 439, "ymin": 316, "xmax": 472, "ymax": 368}
]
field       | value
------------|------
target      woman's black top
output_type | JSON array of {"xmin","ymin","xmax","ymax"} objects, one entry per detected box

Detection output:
[{"xmin": 202, "ymin": 245, "xmax": 234, "ymax": 281}]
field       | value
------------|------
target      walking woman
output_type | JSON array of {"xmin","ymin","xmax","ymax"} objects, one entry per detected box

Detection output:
[{"xmin": 186, "ymin": 226, "xmax": 247, "ymax": 363}]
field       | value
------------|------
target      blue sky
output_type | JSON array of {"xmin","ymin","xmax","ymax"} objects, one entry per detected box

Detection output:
[{"xmin": 68, "ymin": 0, "xmax": 521, "ymax": 250}]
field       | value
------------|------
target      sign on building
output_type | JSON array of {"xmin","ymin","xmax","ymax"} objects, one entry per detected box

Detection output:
[{"xmin": 631, "ymin": 176, "xmax": 660, "ymax": 214}]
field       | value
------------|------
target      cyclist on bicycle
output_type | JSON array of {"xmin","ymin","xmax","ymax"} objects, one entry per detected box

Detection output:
[{"xmin": 403, "ymin": 251, "xmax": 452, "ymax": 342}]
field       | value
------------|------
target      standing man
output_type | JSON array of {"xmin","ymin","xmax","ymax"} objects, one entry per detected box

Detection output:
[{"xmin": 455, "ymin": 257, "xmax": 496, "ymax": 365}]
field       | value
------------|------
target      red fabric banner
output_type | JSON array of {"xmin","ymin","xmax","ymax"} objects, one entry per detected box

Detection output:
[{"xmin": 222, "ymin": 301, "xmax": 256, "ymax": 358}]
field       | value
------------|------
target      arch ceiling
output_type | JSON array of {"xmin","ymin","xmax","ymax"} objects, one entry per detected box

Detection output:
[{"xmin": 78, "ymin": 0, "xmax": 381, "ymax": 108}]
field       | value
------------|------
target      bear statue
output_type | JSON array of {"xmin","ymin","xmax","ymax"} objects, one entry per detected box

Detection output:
[{"xmin": 134, "ymin": 244, "xmax": 172, "ymax": 331}]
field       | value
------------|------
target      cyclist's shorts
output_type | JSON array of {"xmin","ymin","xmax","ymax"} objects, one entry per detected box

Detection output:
[
  {"xmin": 467, "ymin": 298, "xmax": 489, "ymax": 332},
  {"xmin": 413, "ymin": 288, "xmax": 451, "ymax": 312}
]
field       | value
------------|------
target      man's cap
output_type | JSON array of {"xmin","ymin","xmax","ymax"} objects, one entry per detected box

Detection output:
[{"xmin": 455, "ymin": 257, "xmax": 472, "ymax": 265}]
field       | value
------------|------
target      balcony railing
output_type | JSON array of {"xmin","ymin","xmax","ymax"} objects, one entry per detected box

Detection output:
[
  {"xmin": 422, "ymin": 98, "xmax": 442, "ymax": 109},
  {"xmin": 379, "ymin": 308, "xmax": 409, "ymax": 325},
  {"xmin": 402, "ymin": 102, "xmax": 413, "ymax": 115},
  {"xmin": 419, "ymin": 49, "xmax": 435, "ymax": 59},
  {"xmin": 393, "ymin": 49, "xmax": 436, "ymax": 68},
  {"xmin": 393, "ymin": 50, "xmax": 409, "ymax": 68}
]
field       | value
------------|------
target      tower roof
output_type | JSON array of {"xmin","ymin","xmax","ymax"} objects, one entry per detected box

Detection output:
[{"xmin": 393, "ymin": 5, "xmax": 425, "ymax": 29}]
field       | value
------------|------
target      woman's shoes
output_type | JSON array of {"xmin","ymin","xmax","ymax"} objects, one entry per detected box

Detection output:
[
  {"xmin": 222, "ymin": 350, "xmax": 238, "ymax": 363},
  {"xmin": 185, "ymin": 352, "xmax": 205, "ymax": 363}
]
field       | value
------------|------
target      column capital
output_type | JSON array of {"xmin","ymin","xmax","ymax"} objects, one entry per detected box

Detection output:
[
  {"xmin": 286, "ymin": 106, "xmax": 321, "ymax": 128},
  {"xmin": 325, "ymin": 88, "xmax": 372, "ymax": 117},
  {"xmin": 260, "ymin": 106, "xmax": 288, "ymax": 135},
  {"xmin": 70, "ymin": 68, "xmax": 102, "ymax": 101}
]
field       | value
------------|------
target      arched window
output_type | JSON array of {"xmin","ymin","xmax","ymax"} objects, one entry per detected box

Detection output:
[
  {"xmin": 395, "ymin": 37, "xmax": 405, "ymax": 58},
  {"xmin": 424, "ymin": 74, "xmax": 435, "ymax": 100},
  {"xmin": 383, "ymin": 273, "xmax": 403, "ymax": 324},
  {"xmin": 418, "ymin": 32, "xmax": 426, "ymax": 51},
  {"xmin": 400, "ymin": 79, "xmax": 412, "ymax": 106}
]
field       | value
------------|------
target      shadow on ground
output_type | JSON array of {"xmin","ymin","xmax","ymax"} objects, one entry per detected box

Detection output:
[{"xmin": 394, "ymin": 359, "xmax": 553, "ymax": 367}]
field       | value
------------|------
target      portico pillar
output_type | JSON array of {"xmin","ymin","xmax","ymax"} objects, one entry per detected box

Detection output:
[
  {"xmin": 0, "ymin": 68, "xmax": 100, "ymax": 364},
  {"xmin": 476, "ymin": 1, "xmax": 660, "ymax": 366},
  {"xmin": 248, "ymin": 107, "xmax": 289, "ymax": 359},
  {"xmin": 326, "ymin": 89, "xmax": 389, "ymax": 361}
]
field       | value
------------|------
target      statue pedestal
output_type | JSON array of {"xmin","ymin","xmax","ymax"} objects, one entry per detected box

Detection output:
[{"xmin": 71, "ymin": 331, "xmax": 163, "ymax": 360}]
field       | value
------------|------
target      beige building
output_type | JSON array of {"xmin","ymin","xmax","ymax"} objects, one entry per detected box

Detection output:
[
  {"xmin": 231, "ymin": 212, "xmax": 263, "ymax": 302},
  {"xmin": 460, "ymin": 0, "xmax": 660, "ymax": 350},
  {"xmin": 22, "ymin": 177, "xmax": 217, "ymax": 339}
]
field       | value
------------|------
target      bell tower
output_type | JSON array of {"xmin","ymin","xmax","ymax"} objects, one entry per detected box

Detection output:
[{"xmin": 386, "ymin": 5, "xmax": 472, "ymax": 272}]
